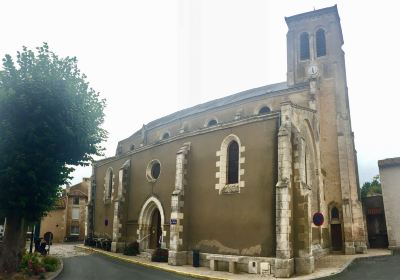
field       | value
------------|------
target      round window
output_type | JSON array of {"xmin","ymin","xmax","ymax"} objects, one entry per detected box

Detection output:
[{"xmin": 146, "ymin": 159, "xmax": 161, "ymax": 182}]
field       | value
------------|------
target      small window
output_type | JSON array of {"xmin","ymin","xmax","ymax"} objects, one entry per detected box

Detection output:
[
  {"xmin": 207, "ymin": 119, "xmax": 218, "ymax": 127},
  {"xmin": 316, "ymin": 29, "xmax": 326, "ymax": 57},
  {"xmin": 130, "ymin": 144, "xmax": 135, "ymax": 151},
  {"xmin": 331, "ymin": 207, "xmax": 339, "ymax": 220},
  {"xmin": 70, "ymin": 225, "xmax": 80, "ymax": 235},
  {"xmin": 72, "ymin": 208, "xmax": 80, "ymax": 220},
  {"xmin": 72, "ymin": 197, "xmax": 79, "ymax": 205},
  {"xmin": 146, "ymin": 159, "xmax": 161, "ymax": 182},
  {"xmin": 300, "ymin": 32, "xmax": 310, "ymax": 60},
  {"xmin": 258, "ymin": 106, "xmax": 271, "ymax": 115},
  {"xmin": 162, "ymin": 132, "xmax": 170, "ymax": 140},
  {"xmin": 227, "ymin": 141, "xmax": 239, "ymax": 184}
]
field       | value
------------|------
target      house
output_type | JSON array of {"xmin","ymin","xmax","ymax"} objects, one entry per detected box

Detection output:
[{"xmin": 40, "ymin": 178, "xmax": 89, "ymax": 243}]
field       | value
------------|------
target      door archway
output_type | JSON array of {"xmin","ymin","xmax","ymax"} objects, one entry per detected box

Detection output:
[{"xmin": 137, "ymin": 196, "xmax": 165, "ymax": 250}]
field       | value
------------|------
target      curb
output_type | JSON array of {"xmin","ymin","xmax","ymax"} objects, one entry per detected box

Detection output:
[
  {"xmin": 75, "ymin": 245, "xmax": 229, "ymax": 280},
  {"xmin": 315, "ymin": 253, "xmax": 393, "ymax": 280},
  {"xmin": 46, "ymin": 258, "xmax": 63, "ymax": 280}
]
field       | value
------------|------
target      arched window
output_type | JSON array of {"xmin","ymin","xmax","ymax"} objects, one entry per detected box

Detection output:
[
  {"xmin": 227, "ymin": 141, "xmax": 239, "ymax": 184},
  {"xmin": 331, "ymin": 207, "xmax": 339, "ymax": 220},
  {"xmin": 316, "ymin": 29, "xmax": 326, "ymax": 57},
  {"xmin": 300, "ymin": 32, "xmax": 310, "ymax": 60},
  {"xmin": 108, "ymin": 170, "xmax": 113, "ymax": 198},
  {"xmin": 104, "ymin": 167, "xmax": 114, "ymax": 203},
  {"xmin": 161, "ymin": 132, "xmax": 170, "ymax": 140},
  {"xmin": 216, "ymin": 134, "xmax": 245, "ymax": 194},
  {"xmin": 130, "ymin": 144, "xmax": 135, "ymax": 151},
  {"xmin": 258, "ymin": 106, "xmax": 271, "ymax": 115},
  {"xmin": 207, "ymin": 119, "xmax": 218, "ymax": 127}
]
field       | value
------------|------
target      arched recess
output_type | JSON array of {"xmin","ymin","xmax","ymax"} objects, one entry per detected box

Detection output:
[
  {"xmin": 300, "ymin": 119, "xmax": 324, "ymax": 252},
  {"xmin": 292, "ymin": 118, "xmax": 321, "ymax": 265},
  {"xmin": 137, "ymin": 196, "xmax": 166, "ymax": 250},
  {"xmin": 328, "ymin": 202, "xmax": 343, "ymax": 251}
]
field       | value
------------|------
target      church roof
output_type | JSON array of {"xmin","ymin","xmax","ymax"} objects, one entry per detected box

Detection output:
[
  {"xmin": 132, "ymin": 81, "xmax": 307, "ymax": 135},
  {"xmin": 285, "ymin": 5, "xmax": 339, "ymax": 24}
]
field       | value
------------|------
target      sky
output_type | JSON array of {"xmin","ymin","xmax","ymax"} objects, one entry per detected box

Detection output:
[{"xmin": 1, "ymin": 0, "xmax": 399, "ymax": 186}]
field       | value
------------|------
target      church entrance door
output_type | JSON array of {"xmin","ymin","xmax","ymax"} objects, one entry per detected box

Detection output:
[
  {"xmin": 149, "ymin": 209, "xmax": 162, "ymax": 249},
  {"xmin": 331, "ymin": 224, "xmax": 342, "ymax": 251}
]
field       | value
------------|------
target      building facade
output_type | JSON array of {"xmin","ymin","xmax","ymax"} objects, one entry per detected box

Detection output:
[
  {"xmin": 87, "ymin": 6, "xmax": 366, "ymax": 277},
  {"xmin": 362, "ymin": 195, "xmax": 388, "ymax": 248},
  {"xmin": 40, "ymin": 178, "xmax": 89, "ymax": 243},
  {"xmin": 378, "ymin": 157, "xmax": 400, "ymax": 252}
]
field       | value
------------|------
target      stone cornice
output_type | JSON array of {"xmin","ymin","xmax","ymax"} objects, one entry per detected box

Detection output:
[{"xmin": 94, "ymin": 112, "xmax": 281, "ymax": 168}]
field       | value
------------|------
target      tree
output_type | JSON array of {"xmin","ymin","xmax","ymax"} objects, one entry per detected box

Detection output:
[
  {"xmin": 0, "ymin": 43, "xmax": 107, "ymax": 273},
  {"xmin": 361, "ymin": 175, "xmax": 382, "ymax": 198}
]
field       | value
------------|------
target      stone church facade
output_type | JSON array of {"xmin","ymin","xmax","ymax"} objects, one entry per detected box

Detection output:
[{"xmin": 87, "ymin": 6, "xmax": 367, "ymax": 277}]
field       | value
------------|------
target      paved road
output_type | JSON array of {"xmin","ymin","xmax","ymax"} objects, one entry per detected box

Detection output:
[
  {"xmin": 56, "ymin": 253, "xmax": 196, "ymax": 280},
  {"xmin": 323, "ymin": 254, "xmax": 400, "ymax": 280}
]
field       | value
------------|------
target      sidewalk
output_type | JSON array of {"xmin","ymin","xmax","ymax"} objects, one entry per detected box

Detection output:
[{"xmin": 75, "ymin": 245, "xmax": 390, "ymax": 280}]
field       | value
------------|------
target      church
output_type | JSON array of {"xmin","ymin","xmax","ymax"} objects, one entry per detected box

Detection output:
[{"xmin": 86, "ymin": 6, "xmax": 367, "ymax": 277}]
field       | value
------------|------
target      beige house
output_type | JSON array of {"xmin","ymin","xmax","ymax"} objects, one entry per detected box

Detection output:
[
  {"xmin": 40, "ymin": 178, "xmax": 89, "ymax": 243},
  {"xmin": 378, "ymin": 157, "xmax": 400, "ymax": 252},
  {"xmin": 87, "ymin": 6, "xmax": 367, "ymax": 277}
]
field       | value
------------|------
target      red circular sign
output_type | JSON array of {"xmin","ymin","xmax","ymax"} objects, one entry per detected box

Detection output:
[{"xmin": 313, "ymin": 212, "xmax": 324, "ymax": 226}]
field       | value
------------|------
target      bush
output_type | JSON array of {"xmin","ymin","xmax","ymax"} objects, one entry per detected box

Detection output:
[
  {"xmin": 151, "ymin": 248, "xmax": 168, "ymax": 262},
  {"xmin": 19, "ymin": 252, "xmax": 45, "ymax": 276},
  {"xmin": 123, "ymin": 241, "xmax": 139, "ymax": 256},
  {"xmin": 42, "ymin": 256, "xmax": 59, "ymax": 272}
]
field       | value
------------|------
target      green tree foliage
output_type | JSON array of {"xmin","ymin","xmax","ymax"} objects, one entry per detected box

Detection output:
[
  {"xmin": 0, "ymin": 43, "xmax": 106, "ymax": 272},
  {"xmin": 361, "ymin": 175, "xmax": 382, "ymax": 198}
]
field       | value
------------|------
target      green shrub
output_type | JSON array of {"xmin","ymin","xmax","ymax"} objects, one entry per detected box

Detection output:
[
  {"xmin": 42, "ymin": 255, "xmax": 59, "ymax": 272},
  {"xmin": 123, "ymin": 241, "xmax": 139, "ymax": 256},
  {"xmin": 19, "ymin": 252, "xmax": 45, "ymax": 276}
]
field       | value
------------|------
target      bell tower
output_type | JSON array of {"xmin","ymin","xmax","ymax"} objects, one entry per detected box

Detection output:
[{"xmin": 285, "ymin": 6, "xmax": 367, "ymax": 254}]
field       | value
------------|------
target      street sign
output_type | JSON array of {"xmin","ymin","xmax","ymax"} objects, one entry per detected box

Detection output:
[{"xmin": 313, "ymin": 212, "xmax": 324, "ymax": 226}]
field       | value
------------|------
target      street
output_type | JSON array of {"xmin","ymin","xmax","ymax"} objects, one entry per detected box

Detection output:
[
  {"xmin": 323, "ymin": 254, "xmax": 400, "ymax": 280},
  {"xmin": 56, "ymin": 253, "xmax": 195, "ymax": 280}
]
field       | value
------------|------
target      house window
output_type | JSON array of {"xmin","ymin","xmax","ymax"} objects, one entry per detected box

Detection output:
[
  {"xmin": 72, "ymin": 197, "xmax": 79, "ymax": 205},
  {"xmin": 130, "ymin": 144, "xmax": 135, "ymax": 151},
  {"xmin": 258, "ymin": 106, "xmax": 271, "ymax": 115},
  {"xmin": 300, "ymin": 32, "xmax": 310, "ymax": 60},
  {"xmin": 72, "ymin": 208, "xmax": 80, "ymax": 220},
  {"xmin": 227, "ymin": 141, "xmax": 239, "ymax": 184},
  {"xmin": 70, "ymin": 225, "xmax": 79, "ymax": 235},
  {"xmin": 316, "ymin": 29, "xmax": 326, "ymax": 57}
]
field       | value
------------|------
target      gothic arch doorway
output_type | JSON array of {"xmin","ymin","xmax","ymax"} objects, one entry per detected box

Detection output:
[
  {"xmin": 149, "ymin": 209, "xmax": 162, "ymax": 249},
  {"xmin": 137, "ymin": 196, "xmax": 165, "ymax": 250},
  {"xmin": 330, "ymin": 206, "xmax": 343, "ymax": 251}
]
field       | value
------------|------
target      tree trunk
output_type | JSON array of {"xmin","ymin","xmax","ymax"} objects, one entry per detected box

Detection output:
[{"xmin": 0, "ymin": 214, "xmax": 27, "ymax": 274}]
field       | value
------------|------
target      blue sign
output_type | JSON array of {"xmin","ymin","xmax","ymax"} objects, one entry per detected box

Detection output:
[
  {"xmin": 170, "ymin": 219, "xmax": 177, "ymax": 225},
  {"xmin": 313, "ymin": 212, "xmax": 324, "ymax": 226}
]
